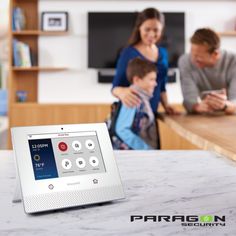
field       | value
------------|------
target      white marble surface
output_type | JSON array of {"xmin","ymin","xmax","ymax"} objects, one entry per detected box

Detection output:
[{"xmin": 0, "ymin": 150, "xmax": 236, "ymax": 236}]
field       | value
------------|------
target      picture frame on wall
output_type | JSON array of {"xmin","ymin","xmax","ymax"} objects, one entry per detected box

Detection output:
[{"xmin": 41, "ymin": 12, "xmax": 68, "ymax": 32}]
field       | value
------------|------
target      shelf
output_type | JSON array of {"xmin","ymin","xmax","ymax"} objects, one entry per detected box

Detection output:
[
  {"xmin": 12, "ymin": 30, "xmax": 69, "ymax": 36},
  {"xmin": 11, "ymin": 102, "xmax": 38, "ymax": 107},
  {"xmin": 218, "ymin": 31, "xmax": 236, "ymax": 36},
  {"xmin": 9, "ymin": 0, "xmax": 76, "ymax": 147},
  {"xmin": 12, "ymin": 66, "xmax": 68, "ymax": 72}
]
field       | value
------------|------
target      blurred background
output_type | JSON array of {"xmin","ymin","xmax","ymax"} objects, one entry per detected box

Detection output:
[
  {"xmin": 1, "ymin": 1, "xmax": 236, "ymax": 149},
  {"xmin": 0, "ymin": 0, "xmax": 9, "ymax": 149}
]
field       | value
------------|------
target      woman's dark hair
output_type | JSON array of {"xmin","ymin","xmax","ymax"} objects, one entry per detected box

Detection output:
[{"xmin": 128, "ymin": 8, "xmax": 165, "ymax": 46}]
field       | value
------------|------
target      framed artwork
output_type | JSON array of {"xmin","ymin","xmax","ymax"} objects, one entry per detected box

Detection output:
[{"xmin": 41, "ymin": 12, "xmax": 68, "ymax": 31}]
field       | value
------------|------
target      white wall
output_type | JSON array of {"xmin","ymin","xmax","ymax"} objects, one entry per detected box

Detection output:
[{"xmin": 38, "ymin": 0, "xmax": 236, "ymax": 104}]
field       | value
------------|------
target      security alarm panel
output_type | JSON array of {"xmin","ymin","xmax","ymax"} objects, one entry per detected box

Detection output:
[{"xmin": 11, "ymin": 123, "xmax": 124, "ymax": 213}]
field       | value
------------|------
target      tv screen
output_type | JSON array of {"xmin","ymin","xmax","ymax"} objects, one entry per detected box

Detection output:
[{"xmin": 88, "ymin": 12, "xmax": 185, "ymax": 69}]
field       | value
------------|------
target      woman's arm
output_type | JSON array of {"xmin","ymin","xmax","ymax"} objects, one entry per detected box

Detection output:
[
  {"xmin": 112, "ymin": 86, "xmax": 140, "ymax": 107},
  {"xmin": 160, "ymin": 91, "xmax": 180, "ymax": 115},
  {"xmin": 112, "ymin": 48, "xmax": 140, "ymax": 107}
]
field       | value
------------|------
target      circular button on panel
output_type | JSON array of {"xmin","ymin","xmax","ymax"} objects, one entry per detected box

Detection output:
[
  {"xmin": 48, "ymin": 184, "xmax": 54, "ymax": 190},
  {"xmin": 76, "ymin": 158, "xmax": 86, "ymax": 168},
  {"xmin": 85, "ymin": 139, "xmax": 95, "ymax": 150},
  {"xmin": 89, "ymin": 156, "xmax": 99, "ymax": 167},
  {"xmin": 72, "ymin": 140, "xmax": 82, "ymax": 151},
  {"xmin": 58, "ymin": 142, "xmax": 68, "ymax": 152},
  {"xmin": 61, "ymin": 159, "xmax": 72, "ymax": 170},
  {"xmin": 33, "ymin": 154, "xmax": 40, "ymax": 162}
]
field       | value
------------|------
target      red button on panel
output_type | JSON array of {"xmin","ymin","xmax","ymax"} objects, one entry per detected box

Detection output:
[{"xmin": 58, "ymin": 142, "xmax": 68, "ymax": 151}]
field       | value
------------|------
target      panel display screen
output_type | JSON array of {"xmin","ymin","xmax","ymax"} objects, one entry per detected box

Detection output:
[{"xmin": 28, "ymin": 131, "xmax": 106, "ymax": 180}]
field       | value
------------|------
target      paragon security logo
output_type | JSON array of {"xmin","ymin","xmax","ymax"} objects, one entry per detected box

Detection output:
[{"xmin": 130, "ymin": 215, "xmax": 226, "ymax": 227}]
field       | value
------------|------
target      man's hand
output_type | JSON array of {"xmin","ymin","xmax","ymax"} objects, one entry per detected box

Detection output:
[
  {"xmin": 192, "ymin": 101, "xmax": 214, "ymax": 113},
  {"xmin": 112, "ymin": 87, "xmax": 141, "ymax": 107},
  {"xmin": 204, "ymin": 89, "xmax": 227, "ymax": 111},
  {"xmin": 195, "ymin": 89, "xmax": 236, "ymax": 114}
]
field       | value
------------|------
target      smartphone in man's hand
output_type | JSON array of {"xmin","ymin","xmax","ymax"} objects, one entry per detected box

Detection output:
[{"xmin": 201, "ymin": 89, "xmax": 224, "ymax": 99}]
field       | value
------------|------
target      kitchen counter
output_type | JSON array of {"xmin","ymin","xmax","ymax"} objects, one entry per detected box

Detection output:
[
  {"xmin": 0, "ymin": 150, "xmax": 236, "ymax": 235},
  {"xmin": 158, "ymin": 114, "xmax": 236, "ymax": 161}
]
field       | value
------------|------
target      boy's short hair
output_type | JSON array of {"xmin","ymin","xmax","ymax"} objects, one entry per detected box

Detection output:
[
  {"xmin": 190, "ymin": 28, "xmax": 220, "ymax": 54},
  {"xmin": 126, "ymin": 57, "xmax": 157, "ymax": 83}
]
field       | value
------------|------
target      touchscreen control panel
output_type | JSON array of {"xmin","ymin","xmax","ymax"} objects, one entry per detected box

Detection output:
[{"xmin": 28, "ymin": 131, "xmax": 106, "ymax": 180}]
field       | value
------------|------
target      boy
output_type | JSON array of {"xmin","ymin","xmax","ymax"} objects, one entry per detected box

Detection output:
[{"xmin": 112, "ymin": 57, "xmax": 158, "ymax": 150}]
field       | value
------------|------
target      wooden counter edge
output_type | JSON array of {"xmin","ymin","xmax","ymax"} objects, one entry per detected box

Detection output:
[{"xmin": 158, "ymin": 114, "xmax": 236, "ymax": 162}]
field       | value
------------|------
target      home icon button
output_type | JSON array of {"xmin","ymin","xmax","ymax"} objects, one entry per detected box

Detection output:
[{"xmin": 48, "ymin": 184, "xmax": 54, "ymax": 190}]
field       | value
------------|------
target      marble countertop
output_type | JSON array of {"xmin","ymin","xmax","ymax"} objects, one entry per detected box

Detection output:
[{"xmin": 0, "ymin": 150, "xmax": 236, "ymax": 236}]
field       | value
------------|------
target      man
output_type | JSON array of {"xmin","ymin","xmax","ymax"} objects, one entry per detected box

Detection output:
[{"xmin": 178, "ymin": 28, "xmax": 236, "ymax": 114}]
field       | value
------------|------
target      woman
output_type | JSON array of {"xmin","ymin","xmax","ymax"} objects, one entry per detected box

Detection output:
[{"xmin": 112, "ymin": 8, "xmax": 177, "ymax": 115}]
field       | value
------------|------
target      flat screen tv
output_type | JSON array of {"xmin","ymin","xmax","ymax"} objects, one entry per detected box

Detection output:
[{"xmin": 88, "ymin": 12, "xmax": 185, "ymax": 69}]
